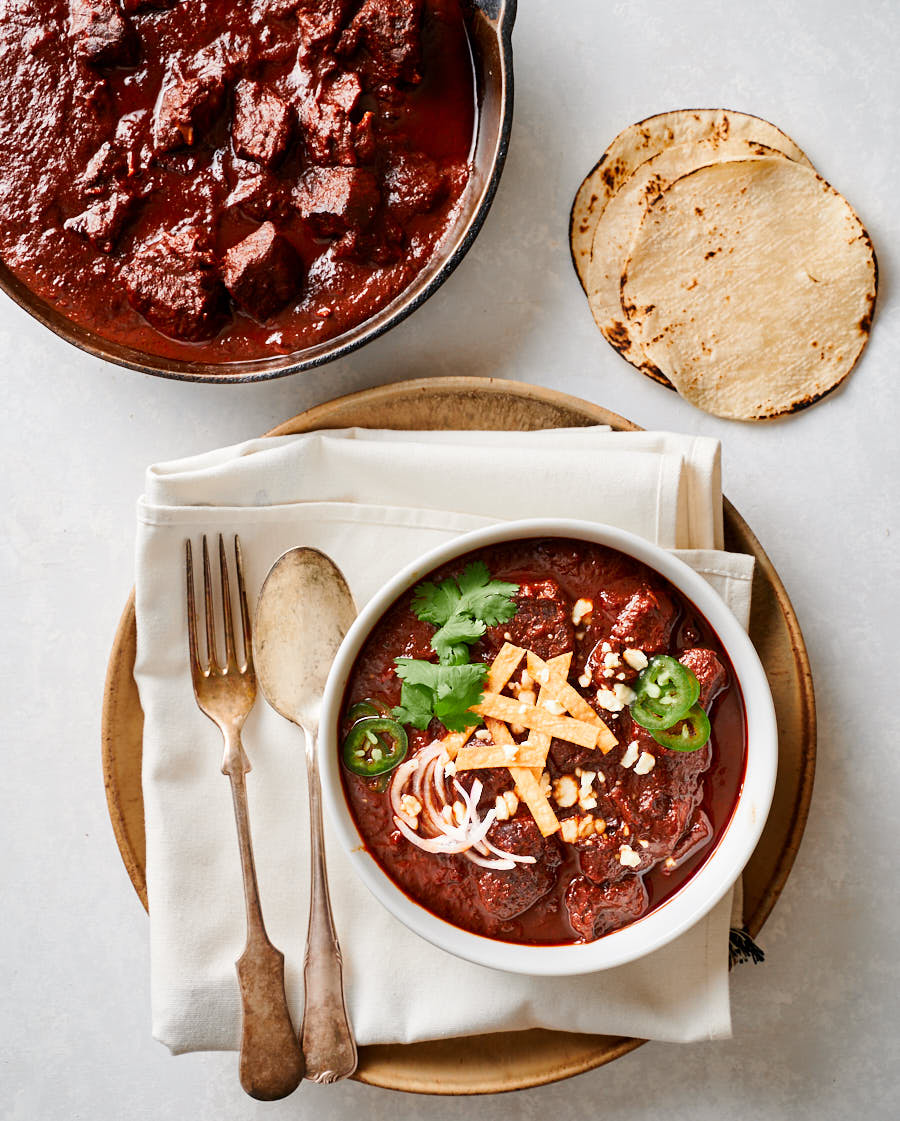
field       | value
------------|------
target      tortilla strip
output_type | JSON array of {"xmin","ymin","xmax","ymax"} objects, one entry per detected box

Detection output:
[
  {"xmin": 525, "ymin": 652, "xmax": 571, "ymax": 774},
  {"xmin": 455, "ymin": 742, "xmax": 550, "ymax": 771},
  {"xmin": 487, "ymin": 718, "xmax": 559, "ymax": 837},
  {"xmin": 527, "ymin": 651, "xmax": 617, "ymax": 754},
  {"xmin": 440, "ymin": 644, "xmax": 526, "ymax": 759},
  {"xmin": 486, "ymin": 641, "xmax": 525, "ymax": 693},
  {"xmin": 475, "ymin": 693, "xmax": 601, "ymax": 749}
]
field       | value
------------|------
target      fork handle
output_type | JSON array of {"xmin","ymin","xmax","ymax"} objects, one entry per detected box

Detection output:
[{"xmin": 227, "ymin": 763, "xmax": 305, "ymax": 1100}]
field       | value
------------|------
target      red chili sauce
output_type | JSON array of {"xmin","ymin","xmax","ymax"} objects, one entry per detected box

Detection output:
[
  {"xmin": 341, "ymin": 539, "xmax": 747, "ymax": 945},
  {"xmin": 0, "ymin": 0, "xmax": 475, "ymax": 362}
]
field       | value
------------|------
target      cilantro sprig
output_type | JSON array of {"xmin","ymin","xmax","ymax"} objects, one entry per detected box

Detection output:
[{"xmin": 392, "ymin": 562, "xmax": 519, "ymax": 733}]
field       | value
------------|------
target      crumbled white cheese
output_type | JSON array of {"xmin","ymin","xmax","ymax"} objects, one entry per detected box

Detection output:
[
  {"xmin": 542, "ymin": 698, "xmax": 565, "ymax": 716},
  {"xmin": 578, "ymin": 671, "xmax": 592, "ymax": 688},
  {"xmin": 572, "ymin": 598, "xmax": 593, "ymax": 625},
  {"xmin": 536, "ymin": 667, "xmax": 550, "ymax": 685},
  {"xmin": 503, "ymin": 632, "xmax": 512, "ymax": 642},
  {"xmin": 560, "ymin": 818, "xmax": 579, "ymax": 844},
  {"xmin": 539, "ymin": 770, "xmax": 551, "ymax": 795},
  {"xmin": 552, "ymin": 774, "xmax": 579, "ymax": 808},
  {"xmin": 634, "ymin": 751, "xmax": 656, "ymax": 775},
  {"xmin": 578, "ymin": 793, "xmax": 598, "ymax": 812},
  {"xmin": 665, "ymin": 857, "xmax": 677, "ymax": 870},
  {"xmin": 621, "ymin": 740, "xmax": 640, "ymax": 768},
  {"xmin": 474, "ymin": 729, "xmax": 492, "ymax": 741},
  {"xmin": 502, "ymin": 744, "xmax": 518, "ymax": 761},
  {"xmin": 596, "ymin": 687, "xmax": 624, "ymax": 712},
  {"xmin": 400, "ymin": 794, "xmax": 422, "ymax": 820},
  {"xmin": 579, "ymin": 770, "xmax": 596, "ymax": 790},
  {"xmin": 601, "ymin": 641, "xmax": 612, "ymax": 654},
  {"xmin": 520, "ymin": 669, "xmax": 533, "ymax": 689},
  {"xmin": 619, "ymin": 844, "xmax": 641, "ymax": 869},
  {"xmin": 502, "ymin": 790, "xmax": 519, "ymax": 816},
  {"xmin": 638, "ymin": 839, "xmax": 650, "ymax": 849},
  {"xmin": 623, "ymin": 648, "xmax": 649, "ymax": 671},
  {"xmin": 443, "ymin": 760, "xmax": 458, "ymax": 777},
  {"xmin": 603, "ymin": 650, "xmax": 621, "ymax": 669},
  {"xmin": 613, "ymin": 682, "xmax": 637, "ymax": 706}
]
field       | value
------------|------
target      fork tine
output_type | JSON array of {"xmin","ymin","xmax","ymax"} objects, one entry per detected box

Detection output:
[
  {"xmin": 218, "ymin": 533, "xmax": 236, "ymax": 670},
  {"xmin": 185, "ymin": 539, "xmax": 201, "ymax": 678},
  {"xmin": 201, "ymin": 535, "xmax": 219, "ymax": 672},
  {"xmin": 234, "ymin": 535, "xmax": 253, "ymax": 672}
]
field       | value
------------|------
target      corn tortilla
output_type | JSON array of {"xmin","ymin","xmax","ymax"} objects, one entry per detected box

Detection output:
[{"xmin": 621, "ymin": 157, "xmax": 877, "ymax": 420}]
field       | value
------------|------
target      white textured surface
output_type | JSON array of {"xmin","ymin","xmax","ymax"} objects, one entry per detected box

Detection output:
[{"xmin": 1, "ymin": 0, "xmax": 898, "ymax": 1116}]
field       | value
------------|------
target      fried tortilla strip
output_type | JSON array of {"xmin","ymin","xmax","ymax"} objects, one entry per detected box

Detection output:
[
  {"xmin": 475, "ymin": 693, "xmax": 601, "ymax": 749},
  {"xmin": 527, "ymin": 651, "xmax": 618, "ymax": 754},
  {"xmin": 441, "ymin": 644, "xmax": 525, "ymax": 759},
  {"xmin": 455, "ymin": 740, "xmax": 551, "ymax": 771},
  {"xmin": 487, "ymin": 718, "xmax": 559, "ymax": 837},
  {"xmin": 526, "ymin": 652, "xmax": 572, "ymax": 774},
  {"xmin": 486, "ymin": 641, "xmax": 526, "ymax": 692}
]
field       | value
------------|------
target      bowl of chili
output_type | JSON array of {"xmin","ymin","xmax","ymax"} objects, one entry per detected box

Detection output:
[{"xmin": 319, "ymin": 519, "xmax": 777, "ymax": 975}]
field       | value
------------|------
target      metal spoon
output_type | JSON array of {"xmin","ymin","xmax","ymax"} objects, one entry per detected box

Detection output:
[{"xmin": 254, "ymin": 547, "xmax": 358, "ymax": 1084}]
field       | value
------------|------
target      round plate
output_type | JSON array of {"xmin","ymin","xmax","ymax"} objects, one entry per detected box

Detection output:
[{"xmin": 102, "ymin": 376, "xmax": 816, "ymax": 1094}]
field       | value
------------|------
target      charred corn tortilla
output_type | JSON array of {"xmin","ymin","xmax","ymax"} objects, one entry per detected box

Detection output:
[
  {"xmin": 569, "ymin": 108, "xmax": 810, "ymax": 293},
  {"xmin": 585, "ymin": 138, "xmax": 805, "ymax": 387},
  {"xmin": 621, "ymin": 157, "xmax": 877, "ymax": 420}
]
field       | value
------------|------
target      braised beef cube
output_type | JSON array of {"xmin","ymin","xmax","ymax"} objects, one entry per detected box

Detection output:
[
  {"xmin": 565, "ymin": 875, "xmax": 648, "ymax": 941},
  {"xmin": 484, "ymin": 579, "xmax": 574, "ymax": 661},
  {"xmin": 64, "ymin": 190, "xmax": 136, "ymax": 253},
  {"xmin": 454, "ymin": 766, "xmax": 512, "ymax": 815},
  {"xmin": 577, "ymin": 829, "xmax": 629, "ymax": 886},
  {"xmin": 333, "ymin": 215, "xmax": 405, "ymax": 265},
  {"xmin": 678, "ymin": 648, "xmax": 726, "ymax": 707},
  {"xmin": 326, "ymin": 71, "xmax": 363, "ymax": 114},
  {"xmin": 81, "ymin": 109, "xmax": 150, "ymax": 191},
  {"xmin": 69, "ymin": 0, "xmax": 136, "ymax": 69},
  {"xmin": 295, "ymin": 166, "xmax": 380, "ymax": 235},
  {"xmin": 664, "ymin": 809, "xmax": 713, "ymax": 869},
  {"xmin": 232, "ymin": 81, "xmax": 292, "ymax": 168},
  {"xmin": 548, "ymin": 739, "xmax": 606, "ymax": 774},
  {"xmin": 224, "ymin": 164, "xmax": 293, "ymax": 223},
  {"xmin": 339, "ymin": 0, "xmax": 423, "ymax": 84},
  {"xmin": 122, "ymin": 225, "xmax": 226, "ymax": 341},
  {"xmin": 295, "ymin": 0, "xmax": 352, "ymax": 53},
  {"xmin": 298, "ymin": 97, "xmax": 357, "ymax": 166},
  {"xmin": 475, "ymin": 815, "xmax": 561, "ymax": 920},
  {"xmin": 153, "ymin": 71, "xmax": 225, "ymax": 152},
  {"xmin": 610, "ymin": 584, "xmax": 676, "ymax": 653},
  {"xmin": 383, "ymin": 152, "xmax": 449, "ymax": 222},
  {"xmin": 223, "ymin": 222, "xmax": 302, "ymax": 321}
]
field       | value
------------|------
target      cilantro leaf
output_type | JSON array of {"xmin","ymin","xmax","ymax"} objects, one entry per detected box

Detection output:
[
  {"xmin": 431, "ymin": 614, "xmax": 486, "ymax": 662},
  {"xmin": 411, "ymin": 577, "xmax": 460, "ymax": 626},
  {"xmin": 392, "ymin": 659, "xmax": 487, "ymax": 733},
  {"xmin": 392, "ymin": 682, "xmax": 434, "ymax": 730}
]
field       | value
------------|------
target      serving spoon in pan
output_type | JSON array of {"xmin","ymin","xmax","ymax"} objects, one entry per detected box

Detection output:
[{"xmin": 254, "ymin": 548, "xmax": 359, "ymax": 1083}]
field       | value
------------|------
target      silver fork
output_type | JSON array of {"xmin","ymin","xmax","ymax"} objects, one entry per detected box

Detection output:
[{"xmin": 185, "ymin": 534, "xmax": 305, "ymax": 1101}]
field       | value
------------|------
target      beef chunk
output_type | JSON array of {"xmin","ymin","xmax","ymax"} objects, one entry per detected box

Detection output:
[
  {"xmin": 224, "ymin": 164, "xmax": 293, "ymax": 223},
  {"xmin": 383, "ymin": 152, "xmax": 450, "ymax": 222},
  {"xmin": 64, "ymin": 190, "xmax": 136, "ymax": 252},
  {"xmin": 232, "ymin": 81, "xmax": 293, "ymax": 168},
  {"xmin": 339, "ymin": 0, "xmax": 423, "ymax": 85},
  {"xmin": 475, "ymin": 815, "xmax": 562, "ymax": 920},
  {"xmin": 223, "ymin": 222, "xmax": 302, "ymax": 321},
  {"xmin": 297, "ymin": 73, "xmax": 371, "ymax": 167},
  {"xmin": 610, "ymin": 584, "xmax": 676, "ymax": 653},
  {"xmin": 565, "ymin": 875, "xmax": 648, "ymax": 941},
  {"xmin": 294, "ymin": 166, "xmax": 380, "ymax": 235},
  {"xmin": 678, "ymin": 648, "xmax": 726, "ymax": 707},
  {"xmin": 577, "ymin": 829, "xmax": 631, "ymax": 886},
  {"xmin": 81, "ymin": 111, "xmax": 150, "ymax": 191},
  {"xmin": 153, "ymin": 71, "xmax": 225, "ymax": 152},
  {"xmin": 69, "ymin": 0, "xmax": 136, "ymax": 69},
  {"xmin": 294, "ymin": 0, "xmax": 352, "ymax": 55},
  {"xmin": 122, "ymin": 224, "xmax": 226, "ymax": 341},
  {"xmin": 548, "ymin": 739, "xmax": 606, "ymax": 775},
  {"xmin": 484, "ymin": 579, "xmax": 574, "ymax": 661},
  {"xmin": 665, "ymin": 809, "xmax": 713, "ymax": 869}
]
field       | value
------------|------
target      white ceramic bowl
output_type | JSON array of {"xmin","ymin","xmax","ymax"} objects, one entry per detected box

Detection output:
[{"xmin": 320, "ymin": 519, "xmax": 777, "ymax": 975}]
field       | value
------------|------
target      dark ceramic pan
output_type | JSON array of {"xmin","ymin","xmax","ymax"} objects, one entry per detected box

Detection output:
[{"xmin": 0, "ymin": 0, "xmax": 516, "ymax": 383}]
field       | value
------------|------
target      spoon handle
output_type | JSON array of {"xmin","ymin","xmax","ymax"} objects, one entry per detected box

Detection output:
[{"xmin": 301, "ymin": 725, "xmax": 358, "ymax": 1083}]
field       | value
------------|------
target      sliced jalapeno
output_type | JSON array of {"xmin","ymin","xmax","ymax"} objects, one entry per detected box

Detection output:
[
  {"xmin": 347, "ymin": 699, "xmax": 391, "ymax": 723},
  {"xmin": 650, "ymin": 704, "xmax": 711, "ymax": 752},
  {"xmin": 342, "ymin": 716, "xmax": 408, "ymax": 777},
  {"xmin": 631, "ymin": 655, "xmax": 700, "ymax": 731}
]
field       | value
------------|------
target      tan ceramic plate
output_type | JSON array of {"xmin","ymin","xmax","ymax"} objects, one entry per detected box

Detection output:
[{"xmin": 102, "ymin": 376, "xmax": 816, "ymax": 1094}]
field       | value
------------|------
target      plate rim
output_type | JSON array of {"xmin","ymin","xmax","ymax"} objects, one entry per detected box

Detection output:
[{"xmin": 101, "ymin": 374, "xmax": 816, "ymax": 1094}]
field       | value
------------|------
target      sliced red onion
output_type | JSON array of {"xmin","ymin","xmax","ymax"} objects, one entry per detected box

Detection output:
[
  {"xmin": 483, "ymin": 838, "xmax": 537, "ymax": 865},
  {"xmin": 463, "ymin": 850, "xmax": 516, "ymax": 870},
  {"xmin": 392, "ymin": 815, "xmax": 476, "ymax": 855}
]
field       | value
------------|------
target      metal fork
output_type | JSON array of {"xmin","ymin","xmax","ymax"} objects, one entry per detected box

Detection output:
[{"xmin": 186, "ymin": 534, "xmax": 305, "ymax": 1101}]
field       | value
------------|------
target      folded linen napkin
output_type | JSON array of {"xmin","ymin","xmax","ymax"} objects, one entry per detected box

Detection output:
[{"xmin": 134, "ymin": 427, "xmax": 755, "ymax": 1053}]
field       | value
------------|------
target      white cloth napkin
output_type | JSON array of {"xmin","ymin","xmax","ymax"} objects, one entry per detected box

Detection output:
[{"xmin": 134, "ymin": 427, "xmax": 755, "ymax": 1053}]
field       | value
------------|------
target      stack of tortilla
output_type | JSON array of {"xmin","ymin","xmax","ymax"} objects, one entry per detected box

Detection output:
[{"xmin": 570, "ymin": 109, "xmax": 877, "ymax": 420}]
